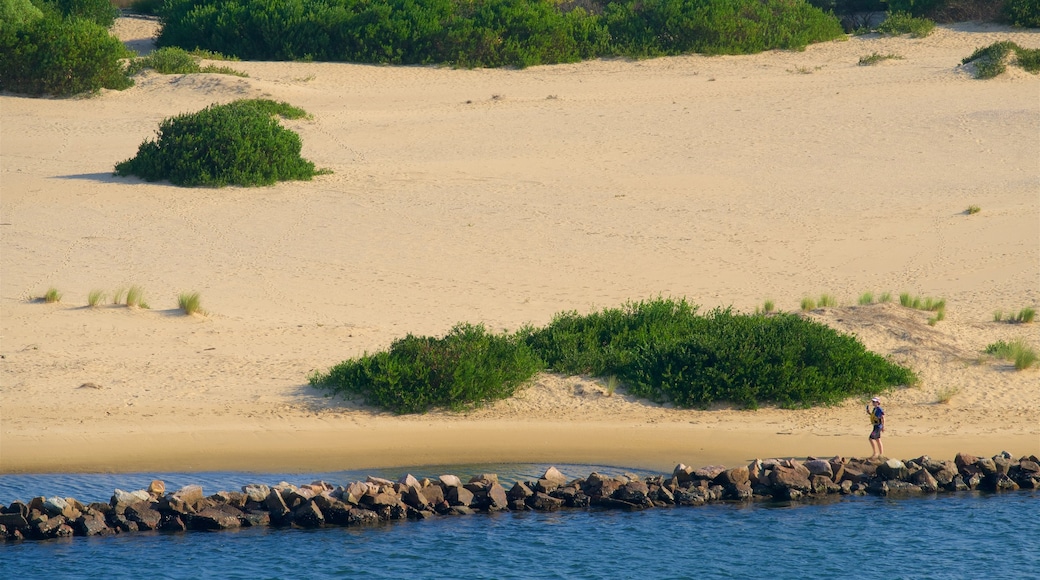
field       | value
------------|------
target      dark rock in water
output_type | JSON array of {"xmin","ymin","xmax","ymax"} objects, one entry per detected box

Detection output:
[
  {"xmin": 986, "ymin": 473, "xmax": 1019, "ymax": 493},
  {"xmin": 159, "ymin": 514, "xmax": 187, "ymax": 532},
  {"xmin": 265, "ymin": 489, "xmax": 291, "ymax": 525},
  {"xmin": 507, "ymin": 482, "xmax": 533, "ymax": 502},
  {"xmin": 810, "ymin": 476, "xmax": 840, "ymax": 495},
  {"xmin": 614, "ymin": 481, "xmax": 649, "ymax": 504},
  {"xmin": 870, "ymin": 480, "xmax": 921, "ymax": 496},
  {"xmin": 291, "ymin": 501, "xmax": 325, "ymax": 528},
  {"xmin": 583, "ymin": 473, "xmax": 621, "ymax": 498},
  {"xmin": 243, "ymin": 510, "xmax": 271, "ymax": 527},
  {"xmin": 189, "ymin": 506, "xmax": 243, "ymax": 530},
  {"xmin": 991, "ymin": 455, "xmax": 1011, "ymax": 476},
  {"xmin": 401, "ymin": 486, "xmax": 430, "ymax": 511},
  {"xmin": 909, "ymin": 469, "xmax": 939, "ymax": 493},
  {"xmin": 592, "ymin": 497, "xmax": 644, "ymax": 510},
  {"xmin": 1019, "ymin": 460, "xmax": 1040, "ymax": 474},
  {"xmin": 674, "ymin": 488, "xmax": 706, "ymax": 506},
  {"xmin": 448, "ymin": 506, "xmax": 475, "ymax": 516},
  {"xmin": 420, "ymin": 484, "xmax": 445, "ymax": 506},
  {"xmin": 724, "ymin": 482, "xmax": 754, "ymax": 501},
  {"xmin": 653, "ymin": 485, "xmax": 675, "ymax": 505},
  {"xmin": 31, "ymin": 515, "xmax": 67, "ymax": 539},
  {"xmin": 158, "ymin": 494, "xmax": 195, "ymax": 516},
  {"xmin": 446, "ymin": 486, "xmax": 474, "ymax": 507},
  {"xmin": 526, "ymin": 492, "xmax": 564, "ymax": 511},
  {"xmin": 964, "ymin": 472, "xmax": 983, "ymax": 490},
  {"xmin": 124, "ymin": 502, "xmax": 162, "ymax": 530},
  {"xmin": 75, "ymin": 511, "xmax": 112, "ymax": 536},
  {"xmin": 0, "ymin": 513, "xmax": 28, "ymax": 529}
]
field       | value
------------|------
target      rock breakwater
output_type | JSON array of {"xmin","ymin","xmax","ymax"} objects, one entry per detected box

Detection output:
[{"xmin": 3, "ymin": 452, "xmax": 1037, "ymax": 542}]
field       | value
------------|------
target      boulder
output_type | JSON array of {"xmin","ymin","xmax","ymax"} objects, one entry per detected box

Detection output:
[
  {"xmin": 112, "ymin": 489, "xmax": 151, "ymax": 507},
  {"xmin": 439, "ymin": 475, "xmax": 462, "ymax": 488},
  {"xmin": 810, "ymin": 476, "xmax": 841, "ymax": 495},
  {"xmin": 723, "ymin": 482, "xmax": 754, "ymax": 501},
  {"xmin": 673, "ymin": 488, "xmax": 706, "ymax": 506},
  {"xmin": 992, "ymin": 455, "xmax": 1012, "ymax": 476},
  {"xmin": 583, "ymin": 473, "xmax": 621, "ymax": 498},
  {"xmin": 976, "ymin": 457, "xmax": 998, "ymax": 476},
  {"xmin": 291, "ymin": 501, "xmax": 325, "ymax": 528},
  {"xmin": 242, "ymin": 510, "xmax": 271, "ymax": 527},
  {"xmin": 124, "ymin": 502, "xmax": 162, "ymax": 530},
  {"xmin": 446, "ymin": 486, "xmax": 474, "ymax": 507},
  {"xmin": 158, "ymin": 514, "xmax": 187, "ymax": 532},
  {"xmin": 148, "ymin": 480, "xmax": 166, "ymax": 496},
  {"xmin": 909, "ymin": 469, "xmax": 939, "ymax": 493},
  {"xmin": 614, "ymin": 481, "xmax": 650, "ymax": 504},
  {"xmin": 401, "ymin": 486, "xmax": 430, "ymax": 511},
  {"xmin": 954, "ymin": 453, "xmax": 978, "ymax": 472},
  {"xmin": 876, "ymin": 459, "xmax": 909, "ymax": 481},
  {"xmin": 42, "ymin": 497, "xmax": 69, "ymax": 517},
  {"xmin": 542, "ymin": 467, "xmax": 568, "ymax": 486},
  {"xmin": 265, "ymin": 488, "xmax": 291, "ymax": 524},
  {"xmin": 507, "ymin": 482, "xmax": 534, "ymax": 502},
  {"xmin": 74, "ymin": 511, "xmax": 112, "ymax": 536},
  {"xmin": 693, "ymin": 465, "xmax": 727, "ymax": 482},
  {"xmin": 366, "ymin": 476, "xmax": 395, "ymax": 487},
  {"xmin": 804, "ymin": 460, "xmax": 833, "ymax": 479},
  {"xmin": 31, "ymin": 515, "xmax": 68, "ymax": 539},
  {"xmin": 189, "ymin": 506, "xmax": 243, "ymax": 530},
  {"xmin": 420, "ymin": 485, "xmax": 445, "ymax": 506},
  {"xmin": 526, "ymin": 492, "xmax": 564, "ymax": 511},
  {"xmin": 398, "ymin": 474, "xmax": 421, "ymax": 489},
  {"xmin": 469, "ymin": 473, "xmax": 499, "ymax": 485},
  {"xmin": 0, "ymin": 512, "xmax": 28, "ymax": 529},
  {"xmin": 717, "ymin": 466, "xmax": 750, "ymax": 487},
  {"xmin": 483, "ymin": 483, "xmax": 509, "ymax": 511},
  {"xmin": 747, "ymin": 460, "xmax": 766, "ymax": 486},
  {"xmin": 673, "ymin": 464, "xmax": 695, "ymax": 484},
  {"xmin": 242, "ymin": 484, "xmax": 271, "ymax": 503},
  {"xmin": 769, "ymin": 465, "xmax": 812, "ymax": 492}
]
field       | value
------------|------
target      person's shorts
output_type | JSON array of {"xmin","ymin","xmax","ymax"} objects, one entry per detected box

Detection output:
[{"xmin": 870, "ymin": 426, "xmax": 882, "ymax": 440}]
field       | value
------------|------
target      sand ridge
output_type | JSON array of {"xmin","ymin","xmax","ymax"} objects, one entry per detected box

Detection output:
[{"xmin": 0, "ymin": 20, "xmax": 1037, "ymax": 473}]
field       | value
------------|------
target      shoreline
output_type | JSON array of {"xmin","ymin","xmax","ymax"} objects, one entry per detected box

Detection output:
[{"xmin": 3, "ymin": 422, "xmax": 1036, "ymax": 474}]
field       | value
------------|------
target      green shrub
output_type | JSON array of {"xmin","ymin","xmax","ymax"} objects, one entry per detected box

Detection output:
[
  {"xmin": 42, "ymin": 287, "xmax": 62, "ymax": 303},
  {"xmin": 877, "ymin": 11, "xmax": 936, "ymax": 37},
  {"xmin": 128, "ymin": 0, "xmax": 164, "ymax": 15},
  {"xmin": 128, "ymin": 46, "xmax": 249, "ymax": 76},
  {"xmin": 962, "ymin": 41, "xmax": 1040, "ymax": 79},
  {"xmin": 985, "ymin": 337, "xmax": 1037, "ymax": 369},
  {"xmin": 1015, "ymin": 307, "xmax": 1036, "ymax": 323},
  {"xmin": 156, "ymin": 0, "xmax": 843, "ymax": 67},
  {"xmin": 858, "ymin": 292, "xmax": 874, "ymax": 305},
  {"xmin": 114, "ymin": 99, "xmax": 326, "ymax": 187},
  {"xmin": 1, "ymin": 0, "xmax": 44, "ymax": 27},
  {"xmin": 801, "ymin": 297, "xmax": 817, "ymax": 311},
  {"xmin": 858, "ymin": 52, "xmax": 902, "ymax": 65},
  {"xmin": 523, "ymin": 298, "xmax": 916, "ymax": 409},
  {"xmin": 1003, "ymin": 0, "xmax": 1040, "ymax": 26},
  {"xmin": 0, "ymin": 13, "xmax": 133, "ymax": 96},
  {"xmin": 309, "ymin": 323, "xmax": 544, "ymax": 414},
  {"xmin": 41, "ymin": 0, "xmax": 119, "ymax": 26},
  {"xmin": 178, "ymin": 291, "xmax": 204, "ymax": 315}
]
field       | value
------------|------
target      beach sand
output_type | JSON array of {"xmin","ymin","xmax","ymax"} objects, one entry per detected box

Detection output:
[{"xmin": 1, "ymin": 19, "xmax": 1037, "ymax": 474}]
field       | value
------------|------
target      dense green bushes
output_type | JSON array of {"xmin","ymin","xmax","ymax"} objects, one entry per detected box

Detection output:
[
  {"xmin": 114, "ymin": 99, "xmax": 327, "ymax": 187},
  {"xmin": 1004, "ymin": 0, "xmax": 1040, "ymax": 26},
  {"xmin": 311, "ymin": 298, "xmax": 917, "ymax": 414},
  {"xmin": 156, "ymin": 0, "xmax": 845, "ymax": 67},
  {"xmin": 962, "ymin": 40, "xmax": 1040, "ymax": 78},
  {"xmin": 39, "ymin": 0, "xmax": 120, "ymax": 26},
  {"xmin": 309, "ymin": 323, "xmax": 543, "ymax": 414},
  {"xmin": 0, "ymin": 12, "xmax": 133, "ymax": 95}
]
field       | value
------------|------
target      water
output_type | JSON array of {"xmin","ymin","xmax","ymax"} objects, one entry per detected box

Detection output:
[{"xmin": 2, "ymin": 466, "xmax": 1038, "ymax": 580}]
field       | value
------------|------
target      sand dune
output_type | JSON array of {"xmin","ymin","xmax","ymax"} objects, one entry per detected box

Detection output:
[{"xmin": 1, "ymin": 19, "xmax": 1037, "ymax": 473}]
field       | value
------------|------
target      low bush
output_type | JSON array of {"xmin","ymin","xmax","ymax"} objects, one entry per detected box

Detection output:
[
  {"xmin": 43, "ymin": 287, "xmax": 62, "ymax": 303},
  {"xmin": 177, "ymin": 291, "xmax": 205, "ymax": 315},
  {"xmin": 524, "ymin": 298, "xmax": 916, "ymax": 409},
  {"xmin": 962, "ymin": 41, "xmax": 1040, "ymax": 79},
  {"xmin": 985, "ymin": 337, "xmax": 1038, "ymax": 370},
  {"xmin": 1, "ymin": 0, "xmax": 43, "ymax": 26},
  {"xmin": 128, "ymin": 46, "xmax": 249, "ymax": 76},
  {"xmin": 39, "ymin": 0, "xmax": 119, "ymax": 26},
  {"xmin": 0, "ymin": 13, "xmax": 133, "ymax": 96},
  {"xmin": 156, "ymin": 0, "xmax": 844, "ymax": 67},
  {"xmin": 876, "ymin": 11, "xmax": 936, "ymax": 37},
  {"xmin": 114, "ymin": 99, "xmax": 326, "ymax": 187},
  {"xmin": 1003, "ymin": 0, "xmax": 1040, "ymax": 26},
  {"xmin": 858, "ymin": 52, "xmax": 903, "ymax": 65},
  {"xmin": 309, "ymin": 323, "xmax": 543, "ymax": 414}
]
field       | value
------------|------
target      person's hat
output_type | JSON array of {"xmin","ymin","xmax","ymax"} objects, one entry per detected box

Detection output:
[{"xmin": 871, "ymin": 397, "xmax": 880, "ymax": 403}]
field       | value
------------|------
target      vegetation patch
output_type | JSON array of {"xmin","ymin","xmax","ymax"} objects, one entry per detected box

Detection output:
[
  {"xmin": 985, "ymin": 338, "xmax": 1038, "ymax": 370},
  {"xmin": 525, "ymin": 298, "xmax": 915, "ymax": 410},
  {"xmin": 156, "ymin": 0, "xmax": 845, "ymax": 68},
  {"xmin": 1003, "ymin": 0, "xmax": 1040, "ymax": 27},
  {"xmin": 178, "ymin": 291, "xmax": 205, "ymax": 316},
  {"xmin": 858, "ymin": 52, "xmax": 903, "ymax": 66},
  {"xmin": 962, "ymin": 41, "xmax": 1040, "ymax": 80},
  {"xmin": 42, "ymin": 287, "xmax": 62, "ymax": 303},
  {"xmin": 114, "ymin": 99, "xmax": 328, "ymax": 187},
  {"xmin": 0, "ymin": 9, "xmax": 133, "ymax": 96},
  {"xmin": 128, "ymin": 47, "xmax": 248, "ymax": 77},
  {"xmin": 876, "ymin": 11, "xmax": 936, "ymax": 37},
  {"xmin": 309, "ymin": 323, "xmax": 543, "ymax": 414},
  {"xmin": 965, "ymin": 204, "xmax": 981, "ymax": 215}
]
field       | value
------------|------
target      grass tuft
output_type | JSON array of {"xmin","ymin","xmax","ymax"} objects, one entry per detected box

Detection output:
[
  {"xmin": 43, "ymin": 287, "xmax": 62, "ymax": 303},
  {"xmin": 125, "ymin": 285, "xmax": 145, "ymax": 308},
  {"xmin": 877, "ymin": 12, "xmax": 935, "ymax": 38},
  {"xmin": 966, "ymin": 205, "xmax": 981, "ymax": 215},
  {"xmin": 112, "ymin": 287, "xmax": 127, "ymax": 305},
  {"xmin": 985, "ymin": 337, "xmax": 1038, "ymax": 370},
  {"xmin": 605, "ymin": 375, "xmax": 619, "ymax": 397},
  {"xmin": 858, "ymin": 292, "xmax": 874, "ymax": 305},
  {"xmin": 878, "ymin": 292, "xmax": 892, "ymax": 304},
  {"xmin": 818, "ymin": 294, "xmax": 837, "ymax": 308},
  {"xmin": 935, "ymin": 385, "xmax": 959, "ymax": 404},
  {"xmin": 178, "ymin": 292, "xmax": 205, "ymax": 316},
  {"xmin": 962, "ymin": 41, "xmax": 1040, "ymax": 80},
  {"xmin": 801, "ymin": 297, "xmax": 817, "ymax": 311},
  {"xmin": 1014, "ymin": 308, "xmax": 1035, "ymax": 324},
  {"xmin": 858, "ymin": 52, "xmax": 903, "ymax": 66},
  {"xmin": 87, "ymin": 289, "xmax": 106, "ymax": 307}
]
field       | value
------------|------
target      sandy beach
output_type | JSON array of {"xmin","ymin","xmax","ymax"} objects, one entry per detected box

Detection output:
[{"xmin": 1, "ymin": 18, "xmax": 1037, "ymax": 474}]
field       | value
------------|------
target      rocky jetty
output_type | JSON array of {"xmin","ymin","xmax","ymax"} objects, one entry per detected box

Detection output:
[{"xmin": 3, "ymin": 452, "xmax": 1037, "ymax": 542}]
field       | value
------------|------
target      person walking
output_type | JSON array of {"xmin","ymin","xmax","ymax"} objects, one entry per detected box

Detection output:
[{"xmin": 867, "ymin": 396, "xmax": 885, "ymax": 458}]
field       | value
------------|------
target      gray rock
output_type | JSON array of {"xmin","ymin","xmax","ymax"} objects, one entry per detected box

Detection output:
[
  {"xmin": 242, "ymin": 484, "xmax": 271, "ymax": 503},
  {"xmin": 804, "ymin": 460, "xmax": 833, "ymax": 479},
  {"xmin": 909, "ymin": 469, "xmax": 939, "ymax": 493},
  {"xmin": 171, "ymin": 485, "xmax": 204, "ymax": 507},
  {"xmin": 188, "ymin": 506, "xmax": 242, "ymax": 530},
  {"xmin": 420, "ymin": 485, "xmax": 445, "ymax": 506},
  {"xmin": 265, "ymin": 488, "xmax": 291, "ymax": 523},
  {"xmin": 124, "ymin": 502, "xmax": 162, "ymax": 530},
  {"xmin": 401, "ymin": 486, "xmax": 430, "ymax": 510},
  {"xmin": 291, "ymin": 501, "xmax": 325, "ymax": 528},
  {"xmin": 542, "ymin": 467, "xmax": 568, "ymax": 486},
  {"xmin": 485, "ymin": 483, "xmax": 509, "ymax": 511},
  {"xmin": 112, "ymin": 489, "xmax": 151, "ymax": 507},
  {"xmin": 74, "ymin": 511, "xmax": 112, "ymax": 536},
  {"xmin": 717, "ymin": 466, "xmax": 750, "ymax": 486},
  {"xmin": 439, "ymin": 475, "xmax": 462, "ymax": 488},
  {"xmin": 526, "ymin": 492, "xmax": 564, "ymax": 511},
  {"xmin": 447, "ymin": 486, "xmax": 474, "ymax": 507},
  {"xmin": 693, "ymin": 465, "xmax": 727, "ymax": 481},
  {"xmin": 769, "ymin": 465, "xmax": 812, "ymax": 492},
  {"xmin": 976, "ymin": 457, "xmax": 998, "ymax": 476},
  {"xmin": 507, "ymin": 482, "xmax": 534, "ymax": 502},
  {"xmin": 614, "ymin": 481, "xmax": 650, "ymax": 504},
  {"xmin": 876, "ymin": 459, "xmax": 909, "ymax": 481}
]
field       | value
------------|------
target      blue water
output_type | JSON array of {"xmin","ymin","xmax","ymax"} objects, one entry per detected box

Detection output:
[{"xmin": 2, "ymin": 465, "xmax": 1038, "ymax": 580}]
